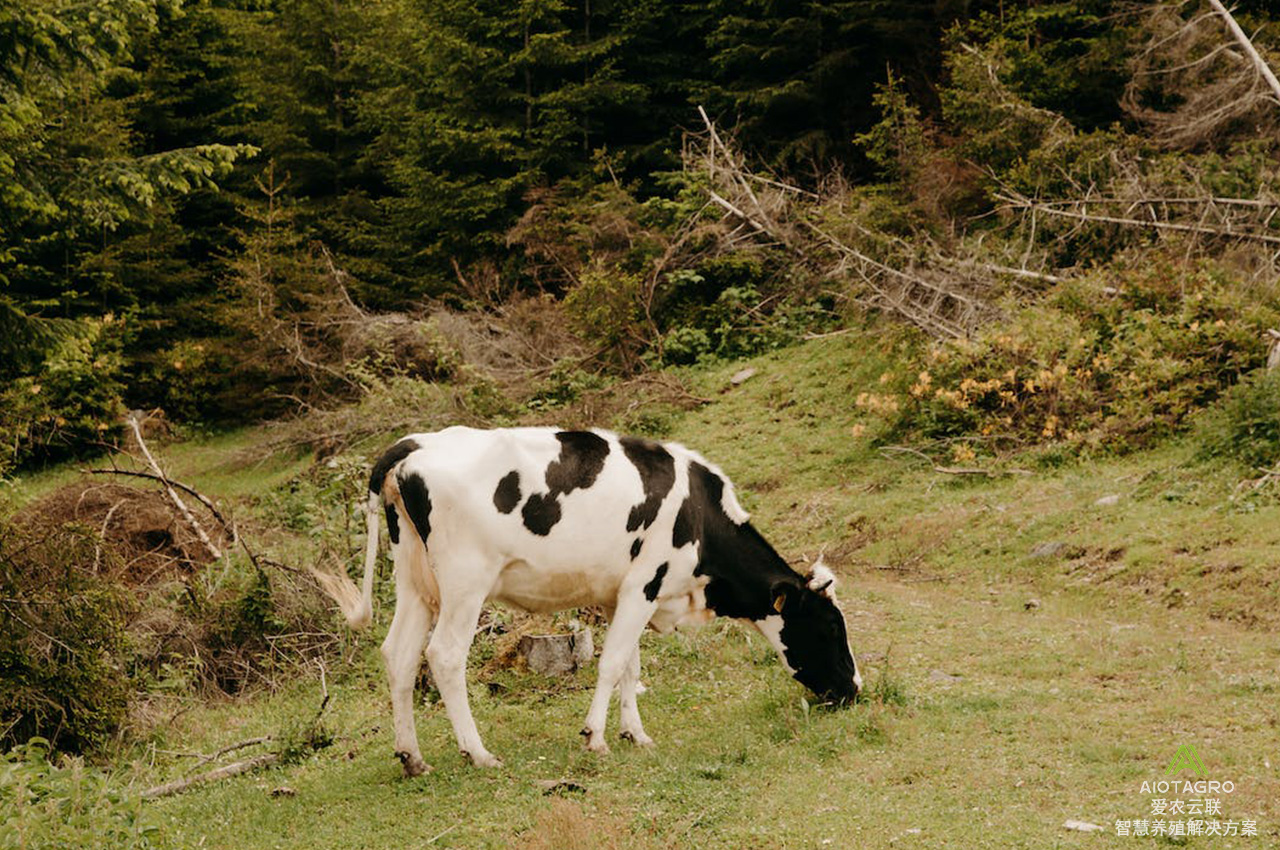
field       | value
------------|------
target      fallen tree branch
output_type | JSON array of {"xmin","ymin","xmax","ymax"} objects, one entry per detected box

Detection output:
[
  {"xmin": 693, "ymin": 107, "xmax": 995, "ymax": 340},
  {"xmin": 88, "ymin": 462, "xmax": 282, "ymax": 576},
  {"xmin": 184, "ymin": 736, "xmax": 274, "ymax": 775},
  {"xmin": 142, "ymin": 753, "xmax": 279, "ymax": 800},
  {"xmin": 996, "ymin": 193, "xmax": 1280, "ymax": 245},
  {"xmin": 86, "ymin": 468, "xmax": 229, "ymax": 530}
]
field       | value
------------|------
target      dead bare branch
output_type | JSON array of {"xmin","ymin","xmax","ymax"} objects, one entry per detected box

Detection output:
[
  {"xmin": 125, "ymin": 416, "xmax": 222, "ymax": 561},
  {"xmin": 996, "ymin": 191, "xmax": 1280, "ymax": 245},
  {"xmin": 142, "ymin": 753, "xmax": 280, "ymax": 799}
]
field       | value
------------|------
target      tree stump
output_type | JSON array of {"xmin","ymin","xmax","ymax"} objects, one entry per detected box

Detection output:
[{"xmin": 518, "ymin": 629, "xmax": 594, "ymax": 676}]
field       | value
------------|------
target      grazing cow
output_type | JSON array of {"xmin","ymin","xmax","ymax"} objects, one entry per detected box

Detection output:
[{"xmin": 314, "ymin": 426, "xmax": 861, "ymax": 776}]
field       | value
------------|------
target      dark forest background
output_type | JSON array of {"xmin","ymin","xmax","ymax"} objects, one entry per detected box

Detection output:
[{"xmin": 4, "ymin": 0, "xmax": 1280, "ymax": 473}]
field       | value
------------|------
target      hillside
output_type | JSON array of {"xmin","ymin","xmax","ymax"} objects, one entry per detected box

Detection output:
[{"xmin": 4, "ymin": 332, "xmax": 1277, "ymax": 847}]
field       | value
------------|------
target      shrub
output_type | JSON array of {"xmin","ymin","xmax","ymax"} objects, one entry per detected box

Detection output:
[
  {"xmin": 1195, "ymin": 368, "xmax": 1280, "ymax": 470},
  {"xmin": 0, "ymin": 525, "xmax": 133, "ymax": 753},
  {"xmin": 563, "ymin": 264, "xmax": 648, "ymax": 371},
  {"xmin": 880, "ymin": 259, "xmax": 1279, "ymax": 457},
  {"xmin": 0, "ymin": 317, "xmax": 127, "ymax": 474}
]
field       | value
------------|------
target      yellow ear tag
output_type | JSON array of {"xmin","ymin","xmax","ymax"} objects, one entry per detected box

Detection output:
[{"xmin": 773, "ymin": 592, "xmax": 786, "ymax": 613}]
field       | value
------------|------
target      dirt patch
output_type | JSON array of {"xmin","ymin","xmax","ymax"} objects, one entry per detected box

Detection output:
[{"xmin": 11, "ymin": 479, "xmax": 227, "ymax": 586}]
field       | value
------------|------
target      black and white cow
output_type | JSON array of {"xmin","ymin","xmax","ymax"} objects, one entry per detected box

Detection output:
[{"xmin": 315, "ymin": 426, "xmax": 861, "ymax": 776}]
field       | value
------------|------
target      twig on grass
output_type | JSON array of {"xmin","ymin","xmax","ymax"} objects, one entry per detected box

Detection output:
[
  {"xmin": 184, "ymin": 736, "xmax": 275, "ymax": 775},
  {"xmin": 142, "ymin": 679, "xmax": 333, "ymax": 800},
  {"xmin": 878, "ymin": 445, "xmax": 1032, "ymax": 477}
]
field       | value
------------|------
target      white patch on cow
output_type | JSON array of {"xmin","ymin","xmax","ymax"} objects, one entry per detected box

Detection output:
[
  {"xmin": 806, "ymin": 560, "xmax": 837, "ymax": 599},
  {"xmin": 682, "ymin": 447, "xmax": 750, "ymax": 524},
  {"xmin": 753, "ymin": 615, "xmax": 795, "ymax": 674},
  {"xmin": 853, "ymin": 660, "xmax": 863, "ymax": 692}
]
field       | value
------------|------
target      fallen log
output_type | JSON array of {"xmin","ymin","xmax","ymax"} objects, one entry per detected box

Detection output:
[{"xmin": 142, "ymin": 753, "xmax": 279, "ymax": 800}]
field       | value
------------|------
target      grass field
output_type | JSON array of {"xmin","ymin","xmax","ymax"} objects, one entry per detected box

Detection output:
[{"xmin": 7, "ymin": 333, "xmax": 1279, "ymax": 848}]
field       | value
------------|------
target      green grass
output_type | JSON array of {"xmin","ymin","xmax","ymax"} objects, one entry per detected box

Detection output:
[{"xmin": 9, "ymin": 331, "xmax": 1280, "ymax": 847}]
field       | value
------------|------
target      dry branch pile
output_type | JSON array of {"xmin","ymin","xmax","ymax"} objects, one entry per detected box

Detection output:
[
  {"xmin": 11, "ymin": 481, "xmax": 225, "ymax": 585},
  {"xmin": 689, "ymin": 108, "xmax": 1002, "ymax": 339}
]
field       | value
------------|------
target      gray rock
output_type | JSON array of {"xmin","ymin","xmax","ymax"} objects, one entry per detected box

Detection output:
[
  {"xmin": 1030, "ymin": 541, "xmax": 1070, "ymax": 558},
  {"xmin": 1062, "ymin": 820, "xmax": 1105, "ymax": 833}
]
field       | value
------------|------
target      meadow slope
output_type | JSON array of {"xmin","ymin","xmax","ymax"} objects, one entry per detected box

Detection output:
[{"xmin": 21, "ymin": 333, "xmax": 1280, "ymax": 848}]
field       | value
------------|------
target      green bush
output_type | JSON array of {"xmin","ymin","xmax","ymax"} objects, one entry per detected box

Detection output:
[
  {"xmin": 0, "ymin": 739, "xmax": 161, "ymax": 849},
  {"xmin": 878, "ymin": 259, "xmax": 1280, "ymax": 459},
  {"xmin": 525, "ymin": 362, "xmax": 609, "ymax": 411},
  {"xmin": 1195, "ymin": 368, "xmax": 1280, "ymax": 470},
  {"xmin": 653, "ymin": 258, "xmax": 834, "ymax": 366},
  {"xmin": 563, "ymin": 264, "xmax": 647, "ymax": 370},
  {"xmin": 0, "ymin": 526, "xmax": 133, "ymax": 754}
]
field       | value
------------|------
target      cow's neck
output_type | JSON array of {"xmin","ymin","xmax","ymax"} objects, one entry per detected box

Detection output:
[{"xmin": 695, "ymin": 520, "xmax": 798, "ymax": 621}]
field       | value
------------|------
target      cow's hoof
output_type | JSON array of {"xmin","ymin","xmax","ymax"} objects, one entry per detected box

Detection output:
[
  {"xmin": 620, "ymin": 730, "xmax": 654, "ymax": 747},
  {"xmin": 581, "ymin": 728, "xmax": 610, "ymax": 754},
  {"xmin": 395, "ymin": 751, "xmax": 432, "ymax": 777},
  {"xmin": 462, "ymin": 749, "xmax": 503, "ymax": 769}
]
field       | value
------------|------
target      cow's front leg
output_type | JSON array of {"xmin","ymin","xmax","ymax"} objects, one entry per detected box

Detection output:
[
  {"xmin": 618, "ymin": 644, "xmax": 653, "ymax": 747},
  {"xmin": 582, "ymin": 594, "xmax": 657, "ymax": 753},
  {"xmin": 381, "ymin": 575, "xmax": 436, "ymax": 777},
  {"xmin": 425, "ymin": 587, "xmax": 501, "ymax": 768}
]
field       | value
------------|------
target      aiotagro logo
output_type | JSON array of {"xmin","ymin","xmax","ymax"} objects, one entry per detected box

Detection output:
[
  {"xmin": 1165, "ymin": 743, "xmax": 1207, "ymax": 778},
  {"xmin": 1115, "ymin": 744, "xmax": 1259, "ymax": 838}
]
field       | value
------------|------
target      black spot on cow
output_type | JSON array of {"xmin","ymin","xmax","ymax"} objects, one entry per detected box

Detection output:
[
  {"xmin": 493, "ymin": 471, "xmax": 521, "ymax": 514},
  {"xmin": 521, "ymin": 493, "xmax": 560, "ymax": 536},
  {"xmin": 643, "ymin": 563, "xmax": 669, "ymax": 602},
  {"xmin": 620, "ymin": 437, "xmax": 675, "ymax": 533},
  {"xmin": 678, "ymin": 461, "xmax": 781, "ymax": 620},
  {"xmin": 630, "ymin": 538, "xmax": 643, "ymax": 560},
  {"xmin": 385, "ymin": 504, "xmax": 401, "ymax": 544},
  {"xmin": 672, "ymin": 461, "xmax": 717, "ymax": 550},
  {"xmin": 398, "ymin": 472, "xmax": 433, "ymax": 545},
  {"xmin": 521, "ymin": 431, "xmax": 610, "ymax": 536},
  {"xmin": 369, "ymin": 438, "xmax": 420, "ymax": 494}
]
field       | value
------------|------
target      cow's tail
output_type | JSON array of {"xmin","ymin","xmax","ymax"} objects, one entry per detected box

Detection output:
[{"xmin": 311, "ymin": 489, "xmax": 381, "ymax": 630}]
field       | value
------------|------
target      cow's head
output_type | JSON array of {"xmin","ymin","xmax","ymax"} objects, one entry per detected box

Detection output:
[{"xmin": 766, "ymin": 562, "xmax": 861, "ymax": 704}]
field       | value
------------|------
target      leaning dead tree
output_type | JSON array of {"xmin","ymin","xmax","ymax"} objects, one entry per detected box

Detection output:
[
  {"xmin": 1002, "ymin": 0, "xmax": 1280, "ymax": 268},
  {"xmin": 691, "ymin": 107, "xmax": 998, "ymax": 339},
  {"xmin": 1125, "ymin": 0, "xmax": 1280, "ymax": 149}
]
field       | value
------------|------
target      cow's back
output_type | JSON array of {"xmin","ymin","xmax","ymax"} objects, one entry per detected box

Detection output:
[{"xmin": 393, "ymin": 426, "xmax": 688, "ymax": 611}]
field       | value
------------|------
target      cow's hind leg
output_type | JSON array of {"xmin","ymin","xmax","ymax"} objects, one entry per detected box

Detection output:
[
  {"xmin": 381, "ymin": 574, "xmax": 435, "ymax": 777},
  {"xmin": 582, "ymin": 593, "xmax": 657, "ymax": 753},
  {"xmin": 618, "ymin": 644, "xmax": 653, "ymax": 747},
  {"xmin": 426, "ymin": 577, "xmax": 500, "ymax": 768}
]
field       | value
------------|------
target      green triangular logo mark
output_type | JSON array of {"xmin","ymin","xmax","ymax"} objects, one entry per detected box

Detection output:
[{"xmin": 1164, "ymin": 744, "xmax": 1207, "ymax": 778}]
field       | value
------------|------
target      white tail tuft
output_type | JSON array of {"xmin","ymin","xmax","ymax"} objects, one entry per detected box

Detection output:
[{"xmin": 311, "ymin": 492, "xmax": 380, "ymax": 629}]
